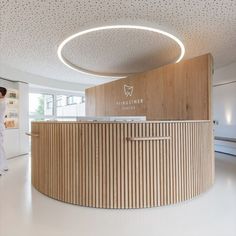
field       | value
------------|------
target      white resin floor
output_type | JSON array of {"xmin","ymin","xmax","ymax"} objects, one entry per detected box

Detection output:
[{"xmin": 0, "ymin": 152, "xmax": 236, "ymax": 236}]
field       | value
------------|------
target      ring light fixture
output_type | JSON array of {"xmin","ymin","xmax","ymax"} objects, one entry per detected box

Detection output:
[{"xmin": 57, "ymin": 25, "xmax": 185, "ymax": 78}]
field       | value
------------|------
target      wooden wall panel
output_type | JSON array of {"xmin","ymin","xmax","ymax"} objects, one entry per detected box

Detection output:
[
  {"xmin": 31, "ymin": 120, "xmax": 214, "ymax": 209},
  {"xmin": 85, "ymin": 54, "xmax": 213, "ymax": 120}
]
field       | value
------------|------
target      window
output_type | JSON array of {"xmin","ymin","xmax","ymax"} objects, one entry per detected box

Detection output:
[
  {"xmin": 56, "ymin": 95, "xmax": 66, "ymax": 108},
  {"xmin": 46, "ymin": 101, "xmax": 53, "ymax": 109},
  {"xmin": 56, "ymin": 95, "xmax": 84, "ymax": 117},
  {"xmin": 44, "ymin": 94, "xmax": 53, "ymax": 115},
  {"xmin": 67, "ymin": 96, "xmax": 82, "ymax": 105},
  {"xmin": 67, "ymin": 96, "xmax": 74, "ymax": 105},
  {"xmin": 29, "ymin": 93, "xmax": 53, "ymax": 118},
  {"xmin": 29, "ymin": 92, "xmax": 85, "ymax": 123},
  {"xmin": 56, "ymin": 97, "xmax": 62, "ymax": 107}
]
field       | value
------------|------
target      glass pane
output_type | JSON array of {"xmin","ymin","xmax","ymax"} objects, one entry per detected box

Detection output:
[
  {"xmin": 44, "ymin": 94, "xmax": 53, "ymax": 116},
  {"xmin": 56, "ymin": 117, "xmax": 77, "ymax": 121},
  {"xmin": 29, "ymin": 93, "xmax": 53, "ymax": 116},
  {"xmin": 56, "ymin": 95, "xmax": 85, "ymax": 117}
]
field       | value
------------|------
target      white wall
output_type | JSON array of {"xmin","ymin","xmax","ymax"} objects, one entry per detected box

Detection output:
[
  {"xmin": 213, "ymin": 62, "xmax": 236, "ymax": 155},
  {"xmin": 18, "ymin": 83, "xmax": 29, "ymax": 155},
  {"xmin": 0, "ymin": 63, "xmax": 91, "ymax": 91},
  {"xmin": 214, "ymin": 61, "xmax": 236, "ymax": 85},
  {"xmin": 0, "ymin": 78, "xmax": 29, "ymax": 158}
]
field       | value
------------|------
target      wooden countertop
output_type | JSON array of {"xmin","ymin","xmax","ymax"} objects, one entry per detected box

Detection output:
[{"xmin": 32, "ymin": 120, "xmax": 211, "ymax": 124}]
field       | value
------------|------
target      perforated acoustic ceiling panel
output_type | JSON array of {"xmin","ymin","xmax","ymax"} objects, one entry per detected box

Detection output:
[
  {"xmin": 0, "ymin": 0, "xmax": 236, "ymax": 85},
  {"xmin": 61, "ymin": 28, "xmax": 181, "ymax": 77}
]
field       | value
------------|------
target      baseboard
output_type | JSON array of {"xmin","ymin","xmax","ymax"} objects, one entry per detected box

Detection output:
[
  {"xmin": 215, "ymin": 144, "xmax": 236, "ymax": 156},
  {"xmin": 7, "ymin": 153, "xmax": 29, "ymax": 160}
]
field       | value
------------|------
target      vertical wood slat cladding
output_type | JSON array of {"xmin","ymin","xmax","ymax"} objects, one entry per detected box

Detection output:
[
  {"xmin": 85, "ymin": 54, "xmax": 213, "ymax": 121},
  {"xmin": 31, "ymin": 121, "xmax": 214, "ymax": 209}
]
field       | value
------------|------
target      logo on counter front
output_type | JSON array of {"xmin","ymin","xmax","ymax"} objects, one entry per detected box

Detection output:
[{"xmin": 124, "ymin": 85, "xmax": 133, "ymax": 97}]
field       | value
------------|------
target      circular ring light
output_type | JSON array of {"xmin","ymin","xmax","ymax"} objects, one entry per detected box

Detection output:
[{"xmin": 57, "ymin": 25, "xmax": 185, "ymax": 78}]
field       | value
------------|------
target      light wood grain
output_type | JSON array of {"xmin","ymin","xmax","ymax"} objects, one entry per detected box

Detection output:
[
  {"xmin": 85, "ymin": 54, "xmax": 213, "ymax": 120},
  {"xmin": 31, "ymin": 121, "xmax": 214, "ymax": 209}
]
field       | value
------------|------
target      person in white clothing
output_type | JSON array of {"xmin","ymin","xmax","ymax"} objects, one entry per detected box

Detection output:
[{"xmin": 0, "ymin": 87, "xmax": 8, "ymax": 176}]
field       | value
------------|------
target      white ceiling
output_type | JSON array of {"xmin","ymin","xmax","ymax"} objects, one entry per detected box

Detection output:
[
  {"xmin": 62, "ymin": 28, "xmax": 181, "ymax": 77},
  {"xmin": 0, "ymin": 0, "xmax": 236, "ymax": 87}
]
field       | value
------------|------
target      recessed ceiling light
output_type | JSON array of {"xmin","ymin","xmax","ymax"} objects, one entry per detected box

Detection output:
[{"xmin": 57, "ymin": 25, "xmax": 185, "ymax": 78}]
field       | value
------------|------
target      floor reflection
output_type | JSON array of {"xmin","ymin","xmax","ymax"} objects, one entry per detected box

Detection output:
[{"xmin": 0, "ymin": 152, "xmax": 236, "ymax": 236}]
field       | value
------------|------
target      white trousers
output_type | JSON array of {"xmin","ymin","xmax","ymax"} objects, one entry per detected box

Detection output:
[{"xmin": 0, "ymin": 130, "xmax": 7, "ymax": 172}]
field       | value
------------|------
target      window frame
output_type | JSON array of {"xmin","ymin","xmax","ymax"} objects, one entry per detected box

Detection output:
[{"xmin": 29, "ymin": 90, "xmax": 85, "ymax": 122}]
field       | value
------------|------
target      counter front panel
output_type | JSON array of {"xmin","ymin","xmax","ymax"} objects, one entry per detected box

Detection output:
[{"xmin": 31, "ymin": 121, "xmax": 214, "ymax": 209}]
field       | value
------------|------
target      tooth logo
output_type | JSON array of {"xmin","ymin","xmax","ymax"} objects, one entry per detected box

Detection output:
[{"xmin": 124, "ymin": 85, "xmax": 133, "ymax": 97}]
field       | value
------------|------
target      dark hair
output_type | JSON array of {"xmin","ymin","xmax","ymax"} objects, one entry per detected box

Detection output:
[{"xmin": 0, "ymin": 87, "xmax": 7, "ymax": 96}]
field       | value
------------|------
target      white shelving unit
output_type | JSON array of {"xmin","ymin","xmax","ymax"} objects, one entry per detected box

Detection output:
[{"xmin": 0, "ymin": 78, "xmax": 29, "ymax": 158}]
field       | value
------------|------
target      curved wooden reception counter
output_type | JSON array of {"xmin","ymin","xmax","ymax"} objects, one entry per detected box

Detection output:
[{"xmin": 31, "ymin": 120, "xmax": 214, "ymax": 209}]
